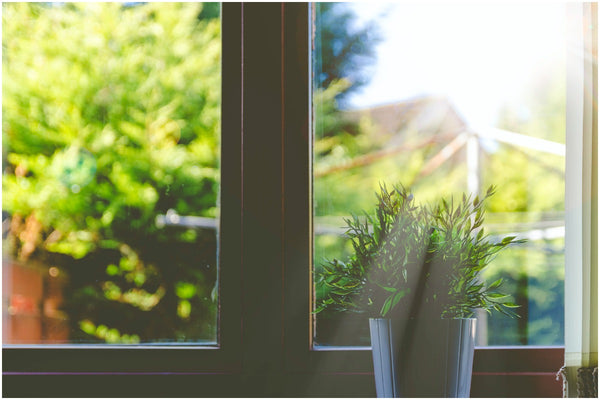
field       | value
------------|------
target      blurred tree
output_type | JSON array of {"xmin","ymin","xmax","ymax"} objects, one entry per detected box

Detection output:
[
  {"xmin": 314, "ymin": 2, "xmax": 381, "ymax": 106},
  {"xmin": 3, "ymin": 2, "xmax": 220, "ymax": 343},
  {"xmin": 312, "ymin": 3, "xmax": 386, "ymax": 219}
]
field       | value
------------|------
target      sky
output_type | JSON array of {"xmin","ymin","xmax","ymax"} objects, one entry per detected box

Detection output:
[{"xmin": 343, "ymin": 2, "xmax": 567, "ymax": 128}]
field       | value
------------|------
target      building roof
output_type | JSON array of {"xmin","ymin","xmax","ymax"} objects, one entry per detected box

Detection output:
[{"xmin": 343, "ymin": 96, "xmax": 467, "ymax": 147}]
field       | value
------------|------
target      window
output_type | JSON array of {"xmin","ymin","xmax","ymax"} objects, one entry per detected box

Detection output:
[
  {"xmin": 4, "ymin": 3, "xmax": 240, "ymax": 395},
  {"xmin": 312, "ymin": 2, "xmax": 566, "ymax": 348},
  {"xmin": 3, "ymin": 2, "xmax": 220, "ymax": 346},
  {"xmin": 2, "ymin": 3, "xmax": 596, "ymax": 397}
]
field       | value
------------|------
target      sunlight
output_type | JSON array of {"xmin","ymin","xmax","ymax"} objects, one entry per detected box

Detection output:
[{"xmin": 347, "ymin": 3, "xmax": 566, "ymax": 129}]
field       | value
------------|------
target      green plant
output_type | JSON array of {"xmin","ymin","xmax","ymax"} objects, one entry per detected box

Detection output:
[{"xmin": 316, "ymin": 183, "xmax": 524, "ymax": 319}]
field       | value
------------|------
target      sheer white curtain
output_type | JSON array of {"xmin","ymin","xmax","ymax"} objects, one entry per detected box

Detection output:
[{"xmin": 564, "ymin": 2, "xmax": 598, "ymax": 397}]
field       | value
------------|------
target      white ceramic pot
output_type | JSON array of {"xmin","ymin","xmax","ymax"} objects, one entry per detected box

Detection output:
[{"xmin": 369, "ymin": 317, "xmax": 476, "ymax": 398}]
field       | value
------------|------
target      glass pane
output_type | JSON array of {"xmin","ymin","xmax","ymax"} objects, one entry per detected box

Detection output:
[
  {"xmin": 312, "ymin": 3, "xmax": 565, "ymax": 346},
  {"xmin": 3, "ymin": 2, "xmax": 221, "ymax": 345}
]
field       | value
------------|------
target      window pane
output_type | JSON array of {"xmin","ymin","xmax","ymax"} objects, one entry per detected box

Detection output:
[
  {"xmin": 2, "ymin": 2, "xmax": 221, "ymax": 344},
  {"xmin": 312, "ymin": 2, "xmax": 565, "ymax": 346}
]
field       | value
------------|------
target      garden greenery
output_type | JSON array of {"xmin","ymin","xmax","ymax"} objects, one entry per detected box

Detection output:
[
  {"xmin": 316, "ymin": 184, "xmax": 524, "ymax": 319},
  {"xmin": 3, "ymin": 2, "xmax": 220, "ymax": 342}
]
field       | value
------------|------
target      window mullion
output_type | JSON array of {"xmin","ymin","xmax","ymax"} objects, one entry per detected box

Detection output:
[
  {"xmin": 282, "ymin": 2, "xmax": 311, "ymax": 371},
  {"xmin": 239, "ymin": 2, "xmax": 285, "ymax": 392}
]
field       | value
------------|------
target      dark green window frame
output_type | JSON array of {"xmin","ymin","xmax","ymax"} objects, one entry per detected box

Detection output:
[{"xmin": 4, "ymin": 3, "xmax": 592, "ymax": 397}]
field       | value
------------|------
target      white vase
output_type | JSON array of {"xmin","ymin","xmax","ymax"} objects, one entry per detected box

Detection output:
[{"xmin": 369, "ymin": 317, "xmax": 476, "ymax": 398}]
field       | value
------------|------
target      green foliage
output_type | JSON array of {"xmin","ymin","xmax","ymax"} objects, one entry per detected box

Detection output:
[
  {"xmin": 3, "ymin": 3, "xmax": 220, "ymax": 342},
  {"xmin": 316, "ymin": 184, "xmax": 524, "ymax": 319}
]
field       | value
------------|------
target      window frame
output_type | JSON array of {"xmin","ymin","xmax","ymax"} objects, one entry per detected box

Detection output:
[
  {"xmin": 2, "ymin": 3, "xmax": 246, "ymax": 395},
  {"xmin": 3, "ymin": 2, "xmax": 595, "ymax": 397}
]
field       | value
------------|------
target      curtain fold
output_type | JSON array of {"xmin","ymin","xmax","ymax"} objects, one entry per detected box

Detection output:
[{"xmin": 563, "ymin": 2, "xmax": 598, "ymax": 398}]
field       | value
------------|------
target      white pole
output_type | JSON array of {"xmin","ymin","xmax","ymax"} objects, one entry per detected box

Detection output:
[
  {"xmin": 467, "ymin": 132, "xmax": 488, "ymax": 346},
  {"xmin": 467, "ymin": 132, "xmax": 480, "ymax": 198},
  {"xmin": 473, "ymin": 126, "xmax": 565, "ymax": 157}
]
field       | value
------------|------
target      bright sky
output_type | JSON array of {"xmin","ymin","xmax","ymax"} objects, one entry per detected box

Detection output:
[{"xmin": 344, "ymin": 2, "xmax": 567, "ymax": 128}]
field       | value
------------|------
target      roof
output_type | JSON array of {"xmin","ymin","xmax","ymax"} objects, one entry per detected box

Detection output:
[{"xmin": 343, "ymin": 96, "xmax": 467, "ymax": 146}]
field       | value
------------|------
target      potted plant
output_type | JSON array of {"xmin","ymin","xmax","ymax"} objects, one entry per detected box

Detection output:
[{"xmin": 315, "ymin": 183, "xmax": 523, "ymax": 397}]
